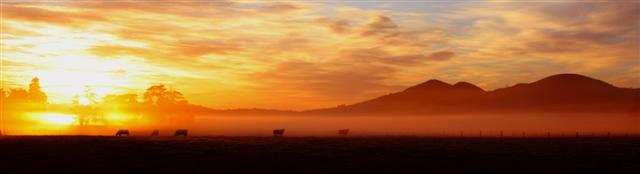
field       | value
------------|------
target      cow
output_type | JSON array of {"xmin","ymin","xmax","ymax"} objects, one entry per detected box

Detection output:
[
  {"xmin": 174, "ymin": 129, "xmax": 188, "ymax": 137},
  {"xmin": 115, "ymin": 130, "xmax": 130, "ymax": 136},
  {"xmin": 151, "ymin": 130, "xmax": 159, "ymax": 136},
  {"xmin": 273, "ymin": 129, "xmax": 285, "ymax": 137},
  {"xmin": 338, "ymin": 129, "xmax": 350, "ymax": 136}
]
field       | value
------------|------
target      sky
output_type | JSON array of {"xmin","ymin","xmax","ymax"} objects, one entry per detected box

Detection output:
[{"xmin": 0, "ymin": 0, "xmax": 638, "ymax": 110}]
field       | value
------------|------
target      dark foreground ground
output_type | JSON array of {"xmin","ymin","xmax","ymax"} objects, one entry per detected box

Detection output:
[{"xmin": 0, "ymin": 136, "xmax": 638, "ymax": 174}]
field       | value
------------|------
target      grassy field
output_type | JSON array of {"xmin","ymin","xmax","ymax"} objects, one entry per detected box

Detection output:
[{"xmin": 0, "ymin": 136, "xmax": 638, "ymax": 173}]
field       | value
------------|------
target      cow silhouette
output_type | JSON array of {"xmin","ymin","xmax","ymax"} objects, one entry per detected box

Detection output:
[
  {"xmin": 273, "ymin": 129, "xmax": 285, "ymax": 137},
  {"xmin": 338, "ymin": 129, "xmax": 350, "ymax": 136},
  {"xmin": 115, "ymin": 130, "xmax": 130, "ymax": 136},
  {"xmin": 151, "ymin": 130, "xmax": 159, "ymax": 136},
  {"xmin": 174, "ymin": 129, "xmax": 188, "ymax": 136}
]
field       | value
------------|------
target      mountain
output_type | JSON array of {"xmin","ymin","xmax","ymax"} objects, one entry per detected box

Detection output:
[{"xmin": 307, "ymin": 74, "xmax": 639, "ymax": 115}]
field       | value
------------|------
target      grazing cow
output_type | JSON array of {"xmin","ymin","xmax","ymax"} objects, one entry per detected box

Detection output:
[
  {"xmin": 338, "ymin": 129, "xmax": 350, "ymax": 136},
  {"xmin": 151, "ymin": 130, "xmax": 159, "ymax": 136},
  {"xmin": 115, "ymin": 130, "xmax": 130, "ymax": 136},
  {"xmin": 174, "ymin": 129, "xmax": 188, "ymax": 136},
  {"xmin": 273, "ymin": 129, "xmax": 285, "ymax": 137}
]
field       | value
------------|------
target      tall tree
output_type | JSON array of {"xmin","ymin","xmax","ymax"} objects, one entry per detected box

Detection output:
[
  {"xmin": 74, "ymin": 86, "xmax": 100, "ymax": 126},
  {"xmin": 28, "ymin": 77, "xmax": 47, "ymax": 104},
  {"xmin": 143, "ymin": 85, "xmax": 192, "ymax": 123},
  {"xmin": 144, "ymin": 85, "xmax": 188, "ymax": 106},
  {"xmin": 144, "ymin": 85, "xmax": 167, "ymax": 105}
]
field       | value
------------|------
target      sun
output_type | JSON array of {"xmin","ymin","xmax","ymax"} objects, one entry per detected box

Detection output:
[{"xmin": 78, "ymin": 96, "xmax": 92, "ymax": 105}]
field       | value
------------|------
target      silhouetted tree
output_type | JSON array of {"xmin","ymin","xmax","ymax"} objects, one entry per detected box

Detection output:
[
  {"xmin": 28, "ymin": 77, "xmax": 47, "ymax": 104},
  {"xmin": 8, "ymin": 89, "xmax": 29, "ymax": 102},
  {"xmin": 71, "ymin": 96, "xmax": 87, "ymax": 126},
  {"xmin": 144, "ymin": 85, "xmax": 188, "ymax": 106},
  {"xmin": 144, "ymin": 85, "xmax": 165, "ymax": 105},
  {"xmin": 83, "ymin": 86, "xmax": 98, "ymax": 105},
  {"xmin": 72, "ymin": 86, "xmax": 101, "ymax": 126},
  {"xmin": 2, "ymin": 78, "xmax": 51, "ymax": 117},
  {"xmin": 143, "ymin": 85, "xmax": 192, "ymax": 124},
  {"xmin": 1, "ymin": 78, "xmax": 52, "ymax": 127},
  {"xmin": 5, "ymin": 88, "xmax": 30, "ymax": 113},
  {"xmin": 104, "ymin": 93, "xmax": 139, "ymax": 105}
]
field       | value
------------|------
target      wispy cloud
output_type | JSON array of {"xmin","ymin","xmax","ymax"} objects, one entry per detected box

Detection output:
[{"xmin": 1, "ymin": 1, "xmax": 637, "ymax": 109}]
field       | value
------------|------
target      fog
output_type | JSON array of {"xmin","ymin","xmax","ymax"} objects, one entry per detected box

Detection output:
[
  {"xmin": 3, "ymin": 113, "xmax": 639, "ymax": 137},
  {"xmin": 186, "ymin": 113, "xmax": 640, "ymax": 137}
]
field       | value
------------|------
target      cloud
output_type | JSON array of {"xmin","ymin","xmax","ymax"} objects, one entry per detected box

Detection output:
[
  {"xmin": 247, "ymin": 60, "xmax": 401, "ymax": 106},
  {"xmin": 70, "ymin": 0, "xmax": 236, "ymax": 16},
  {"xmin": 436, "ymin": 1, "xmax": 639, "ymax": 88},
  {"xmin": 1, "ymin": 5, "xmax": 106, "ymax": 25},
  {"xmin": 367, "ymin": 15, "xmax": 398, "ymax": 30},
  {"xmin": 259, "ymin": 3, "xmax": 304, "ymax": 13},
  {"xmin": 315, "ymin": 18, "xmax": 351, "ymax": 34},
  {"xmin": 426, "ymin": 51, "xmax": 455, "ymax": 61},
  {"xmin": 362, "ymin": 15, "xmax": 398, "ymax": 36},
  {"xmin": 89, "ymin": 45, "xmax": 151, "ymax": 58},
  {"xmin": 337, "ymin": 48, "xmax": 449, "ymax": 66},
  {"xmin": 171, "ymin": 43, "xmax": 241, "ymax": 57}
]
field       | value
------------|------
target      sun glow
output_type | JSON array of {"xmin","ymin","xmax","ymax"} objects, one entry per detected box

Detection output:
[
  {"xmin": 35, "ymin": 113, "xmax": 76, "ymax": 125},
  {"xmin": 78, "ymin": 96, "xmax": 91, "ymax": 105},
  {"xmin": 30, "ymin": 112, "xmax": 140, "ymax": 127},
  {"xmin": 104, "ymin": 113, "xmax": 138, "ymax": 126},
  {"xmin": 1, "ymin": 22, "xmax": 158, "ymax": 104}
]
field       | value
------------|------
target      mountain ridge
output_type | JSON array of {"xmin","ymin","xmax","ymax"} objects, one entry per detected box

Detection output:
[{"xmin": 305, "ymin": 73, "xmax": 639, "ymax": 115}]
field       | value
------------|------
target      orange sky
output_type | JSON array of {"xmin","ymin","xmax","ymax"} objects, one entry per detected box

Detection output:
[{"xmin": 1, "ymin": 1, "xmax": 638, "ymax": 110}]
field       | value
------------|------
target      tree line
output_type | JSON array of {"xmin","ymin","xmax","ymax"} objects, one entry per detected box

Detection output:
[
  {"xmin": 0, "ymin": 77, "xmax": 193, "ymax": 126},
  {"xmin": 0, "ymin": 77, "xmax": 48, "ymax": 112}
]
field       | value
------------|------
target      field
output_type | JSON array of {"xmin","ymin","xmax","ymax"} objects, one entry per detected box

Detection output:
[{"xmin": 0, "ymin": 136, "xmax": 638, "ymax": 173}]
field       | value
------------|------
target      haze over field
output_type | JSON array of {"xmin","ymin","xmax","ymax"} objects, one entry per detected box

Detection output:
[{"xmin": 0, "ymin": 1, "xmax": 639, "ymax": 136}]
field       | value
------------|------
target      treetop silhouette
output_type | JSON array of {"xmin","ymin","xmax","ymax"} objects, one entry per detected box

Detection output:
[{"xmin": 28, "ymin": 77, "xmax": 47, "ymax": 104}]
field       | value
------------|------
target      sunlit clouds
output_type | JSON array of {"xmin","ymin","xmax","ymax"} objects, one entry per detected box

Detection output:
[{"xmin": 1, "ymin": 1, "xmax": 638, "ymax": 110}]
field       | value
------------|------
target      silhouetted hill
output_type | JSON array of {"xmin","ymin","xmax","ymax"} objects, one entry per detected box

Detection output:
[
  {"xmin": 405, "ymin": 79, "xmax": 452, "ymax": 91},
  {"xmin": 307, "ymin": 74, "xmax": 639, "ymax": 115},
  {"xmin": 452, "ymin": 81, "xmax": 485, "ymax": 92}
]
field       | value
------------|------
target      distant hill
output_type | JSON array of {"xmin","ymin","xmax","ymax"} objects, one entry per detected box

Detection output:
[{"xmin": 305, "ymin": 74, "xmax": 639, "ymax": 115}]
